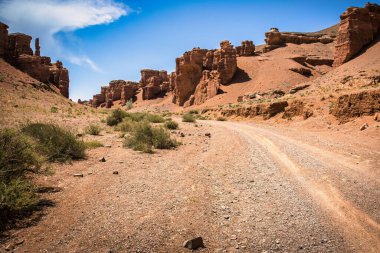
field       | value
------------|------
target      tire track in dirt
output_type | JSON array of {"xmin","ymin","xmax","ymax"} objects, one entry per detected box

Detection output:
[{"xmin": 208, "ymin": 121, "xmax": 380, "ymax": 253}]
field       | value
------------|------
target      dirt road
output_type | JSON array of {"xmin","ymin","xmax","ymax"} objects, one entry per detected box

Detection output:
[{"xmin": 2, "ymin": 120, "xmax": 380, "ymax": 252}]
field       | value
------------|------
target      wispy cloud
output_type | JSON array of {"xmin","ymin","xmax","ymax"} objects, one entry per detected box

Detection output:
[{"xmin": 0, "ymin": 0, "xmax": 130, "ymax": 71}]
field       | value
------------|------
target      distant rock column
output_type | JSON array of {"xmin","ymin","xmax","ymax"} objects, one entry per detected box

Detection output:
[{"xmin": 35, "ymin": 38, "xmax": 40, "ymax": 56}]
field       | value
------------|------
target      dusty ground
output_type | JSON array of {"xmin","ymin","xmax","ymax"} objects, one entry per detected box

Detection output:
[{"xmin": 1, "ymin": 117, "xmax": 379, "ymax": 253}]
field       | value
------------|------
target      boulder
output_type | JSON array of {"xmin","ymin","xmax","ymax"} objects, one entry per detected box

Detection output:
[
  {"xmin": 183, "ymin": 237, "xmax": 205, "ymax": 250},
  {"xmin": 289, "ymin": 67, "xmax": 312, "ymax": 77},
  {"xmin": 333, "ymin": 3, "xmax": 380, "ymax": 67}
]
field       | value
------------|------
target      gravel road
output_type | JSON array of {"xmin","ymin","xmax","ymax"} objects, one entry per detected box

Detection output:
[{"xmin": 2, "ymin": 120, "xmax": 379, "ymax": 252}]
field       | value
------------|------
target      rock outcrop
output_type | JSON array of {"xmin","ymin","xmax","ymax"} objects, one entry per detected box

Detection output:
[
  {"xmin": 220, "ymin": 101, "xmax": 289, "ymax": 120},
  {"xmin": 172, "ymin": 40, "xmax": 237, "ymax": 106},
  {"xmin": 236, "ymin": 40, "xmax": 255, "ymax": 56},
  {"xmin": 330, "ymin": 89, "xmax": 380, "ymax": 122},
  {"xmin": 264, "ymin": 28, "xmax": 334, "ymax": 52},
  {"xmin": 0, "ymin": 22, "xmax": 70, "ymax": 98},
  {"xmin": 140, "ymin": 69, "xmax": 170, "ymax": 100},
  {"xmin": 90, "ymin": 80, "xmax": 138, "ymax": 108},
  {"xmin": 333, "ymin": 3, "xmax": 380, "ymax": 67}
]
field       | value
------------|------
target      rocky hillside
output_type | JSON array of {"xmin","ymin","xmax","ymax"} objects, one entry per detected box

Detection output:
[{"xmin": 0, "ymin": 22, "xmax": 69, "ymax": 98}]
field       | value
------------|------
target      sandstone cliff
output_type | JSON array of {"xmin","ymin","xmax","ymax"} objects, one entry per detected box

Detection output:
[
  {"xmin": 90, "ymin": 80, "xmax": 138, "ymax": 108},
  {"xmin": 172, "ymin": 40, "xmax": 237, "ymax": 106},
  {"xmin": 0, "ymin": 22, "xmax": 70, "ymax": 98},
  {"xmin": 140, "ymin": 69, "xmax": 170, "ymax": 100},
  {"xmin": 333, "ymin": 3, "xmax": 380, "ymax": 67}
]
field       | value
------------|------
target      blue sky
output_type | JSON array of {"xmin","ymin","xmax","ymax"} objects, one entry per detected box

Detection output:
[{"xmin": 0, "ymin": 0, "xmax": 378, "ymax": 101}]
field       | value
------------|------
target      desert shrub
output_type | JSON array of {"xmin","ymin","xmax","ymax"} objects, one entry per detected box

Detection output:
[
  {"xmin": 124, "ymin": 121, "xmax": 178, "ymax": 153},
  {"xmin": 0, "ymin": 178, "xmax": 37, "ymax": 211},
  {"xmin": 0, "ymin": 129, "xmax": 41, "ymax": 227},
  {"xmin": 189, "ymin": 109, "xmax": 199, "ymax": 114},
  {"xmin": 50, "ymin": 106, "xmax": 58, "ymax": 113},
  {"xmin": 84, "ymin": 140, "xmax": 104, "ymax": 149},
  {"xmin": 106, "ymin": 109, "xmax": 128, "ymax": 126},
  {"xmin": 0, "ymin": 129, "xmax": 41, "ymax": 181},
  {"xmin": 85, "ymin": 124, "xmax": 101, "ymax": 135},
  {"xmin": 145, "ymin": 113, "xmax": 165, "ymax": 123},
  {"xmin": 21, "ymin": 123, "xmax": 86, "ymax": 162},
  {"xmin": 116, "ymin": 118, "xmax": 137, "ymax": 132},
  {"xmin": 182, "ymin": 113, "xmax": 196, "ymax": 123},
  {"xmin": 164, "ymin": 120, "xmax": 179, "ymax": 130},
  {"xmin": 125, "ymin": 99, "xmax": 133, "ymax": 110},
  {"xmin": 217, "ymin": 116, "xmax": 227, "ymax": 121}
]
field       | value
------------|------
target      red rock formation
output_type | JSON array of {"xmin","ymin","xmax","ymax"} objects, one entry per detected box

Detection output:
[
  {"xmin": 140, "ymin": 69, "xmax": 170, "ymax": 100},
  {"xmin": 192, "ymin": 70, "xmax": 220, "ymax": 105},
  {"xmin": 236, "ymin": 40, "xmax": 255, "ymax": 56},
  {"xmin": 0, "ymin": 22, "xmax": 8, "ymax": 58},
  {"xmin": 0, "ymin": 23, "xmax": 70, "ymax": 98},
  {"xmin": 333, "ymin": 3, "xmax": 380, "ymax": 67},
  {"xmin": 264, "ymin": 28, "xmax": 334, "ymax": 52},
  {"xmin": 91, "ymin": 80, "xmax": 138, "ymax": 108},
  {"xmin": 172, "ymin": 41, "xmax": 237, "ymax": 106}
]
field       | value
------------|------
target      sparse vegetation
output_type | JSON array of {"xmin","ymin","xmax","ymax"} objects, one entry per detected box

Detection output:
[
  {"xmin": 84, "ymin": 140, "xmax": 104, "ymax": 149},
  {"xmin": 85, "ymin": 124, "xmax": 101, "ymax": 135},
  {"xmin": 217, "ymin": 116, "xmax": 227, "ymax": 121},
  {"xmin": 50, "ymin": 106, "xmax": 58, "ymax": 113},
  {"xmin": 123, "ymin": 121, "xmax": 179, "ymax": 153},
  {"xmin": 125, "ymin": 99, "xmax": 133, "ymax": 110},
  {"xmin": 164, "ymin": 120, "xmax": 179, "ymax": 130},
  {"xmin": 21, "ymin": 123, "xmax": 86, "ymax": 162},
  {"xmin": 0, "ymin": 129, "xmax": 41, "ymax": 228},
  {"xmin": 182, "ymin": 113, "xmax": 196, "ymax": 123},
  {"xmin": 106, "ymin": 109, "xmax": 128, "ymax": 126}
]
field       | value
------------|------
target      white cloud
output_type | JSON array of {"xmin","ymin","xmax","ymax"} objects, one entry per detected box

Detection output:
[
  {"xmin": 0, "ymin": 0, "xmax": 129, "ymax": 71},
  {"xmin": 67, "ymin": 54, "xmax": 103, "ymax": 73}
]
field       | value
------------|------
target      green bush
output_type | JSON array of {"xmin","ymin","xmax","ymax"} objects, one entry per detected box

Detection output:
[
  {"xmin": 0, "ymin": 129, "xmax": 41, "ymax": 181},
  {"xmin": 116, "ymin": 118, "xmax": 137, "ymax": 132},
  {"xmin": 0, "ymin": 178, "xmax": 37, "ymax": 211},
  {"xmin": 85, "ymin": 124, "xmax": 101, "ymax": 135},
  {"xmin": 124, "ymin": 121, "xmax": 178, "ymax": 153},
  {"xmin": 0, "ymin": 129, "xmax": 41, "ymax": 227},
  {"xmin": 146, "ymin": 113, "xmax": 165, "ymax": 123},
  {"xmin": 164, "ymin": 120, "xmax": 179, "ymax": 130},
  {"xmin": 216, "ymin": 116, "xmax": 227, "ymax": 121},
  {"xmin": 106, "ymin": 109, "xmax": 128, "ymax": 126},
  {"xmin": 189, "ymin": 109, "xmax": 199, "ymax": 114},
  {"xmin": 50, "ymin": 106, "xmax": 58, "ymax": 113},
  {"xmin": 21, "ymin": 123, "xmax": 86, "ymax": 162},
  {"xmin": 182, "ymin": 113, "xmax": 196, "ymax": 123},
  {"xmin": 84, "ymin": 141, "xmax": 104, "ymax": 149},
  {"xmin": 125, "ymin": 99, "xmax": 133, "ymax": 110}
]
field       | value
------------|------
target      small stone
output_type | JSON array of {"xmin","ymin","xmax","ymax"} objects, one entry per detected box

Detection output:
[
  {"xmin": 183, "ymin": 237, "xmax": 205, "ymax": 250},
  {"xmin": 205, "ymin": 132, "xmax": 211, "ymax": 137},
  {"xmin": 104, "ymin": 145, "xmax": 112, "ymax": 148},
  {"xmin": 99, "ymin": 157, "xmax": 106, "ymax": 162},
  {"xmin": 224, "ymin": 215, "xmax": 230, "ymax": 220},
  {"xmin": 73, "ymin": 173, "xmax": 83, "ymax": 177},
  {"xmin": 5, "ymin": 243, "xmax": 14, "ymax": 251},
  {"xmin": 113, "ymin": 171, "xmax": 119, "ymax": 175},
  {"xmin": 15, "ymin": 239, "xmax": 24, "ymax": 245},
  {"xmin": 360, "ymin": 123, "xmax": 369, "ymax": 131},
  {"xmin": 180, "ymin": 133, "xmax": 185, "ymax": 137},
  {"xmin": 275, "ymin": 239, "xmax": 280, "ymax": 244},
  {"xmin": 231, "ymin": 235, "xmax": 237, "ymax": 240}
]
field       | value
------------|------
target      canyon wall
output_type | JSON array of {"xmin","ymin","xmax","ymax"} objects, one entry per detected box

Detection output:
[
  {"xmin": 333, "ymin": 3, "xmax": 380, "ymax": 67},
  {"xmin": 0, "ymin": 22, "xmax": 70, "ymax": 98},
  {"xmin": 172, "ymin": 40, "xmax": 237, "ymax": 106}
]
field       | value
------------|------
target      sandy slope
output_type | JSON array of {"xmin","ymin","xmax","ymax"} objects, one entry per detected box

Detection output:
[{"xmin": 2, "ymin": 119, "xmax": 379, "ymax": 252}]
